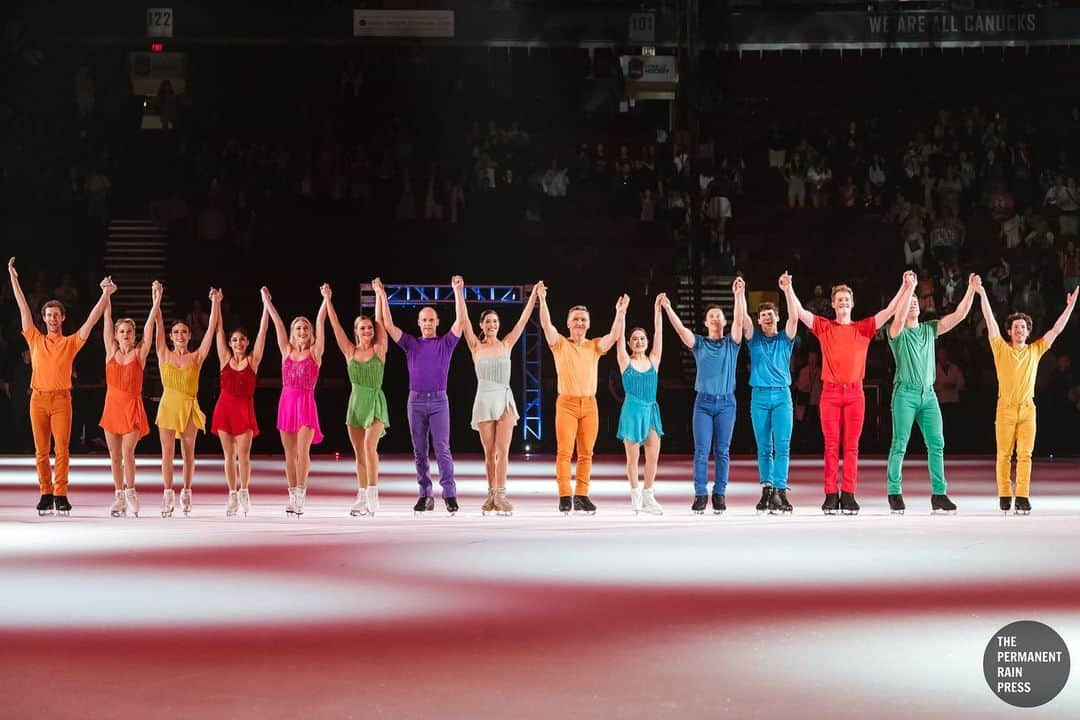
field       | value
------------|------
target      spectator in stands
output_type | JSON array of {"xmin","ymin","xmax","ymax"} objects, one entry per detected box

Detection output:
[
  {"xmin": 784, "ymin": 152, "xmax": 807, "ymax": 209},
  {"xmin": 794, "ymin": 348, "xmax": 822, "ymax": 450},
  {"xmin": 934, "ymin": 345, "xmax": 966, "ymax": 447},
  {"xmin": 157, "ymin": 79, "xmax": 177, "ymax": 131},
  {"xmin": 1013, "ymin": 280, "xmax": 1047, "ymax": 332},
  {"xmin": 806, "ymin": 285, "xmax": 829, "ymax": 316},
  {"xmin": 1062, "ymin": 240, "xmax": 1080, "ymax": 293},
  {"xmin": 1045, "ymin": 175, "xmax": 1080, "ymax": 237},
  {"xmin": 929, "ymin": 205, "xmax": 965, "ymax": 265},
  {"xmin": 837, "ymin": 175, "xmax": 857, "ymax": 209},
  {"xmin": 866, "ymin": 155, "xmax": 886, "ymax": 208},
  {"xmin": 767, "ymin": 124, "xmax": 785, "ymax": 170},
  {"xmin": 184, "ymin": 298, "xmax": 210, "ymax": 346},
  {"xmin": 807, "ymin": 158, "xmax": 832, "ymax": 209},
  {"xmin": 904, "ymin": 228, "xmax": 925, "ymax": 270}
]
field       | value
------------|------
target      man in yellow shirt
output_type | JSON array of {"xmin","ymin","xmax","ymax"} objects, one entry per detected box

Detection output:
[
  {"xmin": 9, "ymin": 258, "xmax": 112, "ymax": 516},
  {"xmin": 538, "ymin": 282, "xmax": 628, "ymax": 514},
  {"xmin": 976, "ymin": 280, "xmax": 1078, "ymax": 514}
]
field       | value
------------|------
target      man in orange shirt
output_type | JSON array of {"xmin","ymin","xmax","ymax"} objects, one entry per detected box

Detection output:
[
  {"xmin": 9, "ymin": 258, "xmax": 113, "ymax": 516},
  {"xmin": 538, "ymin": 282, "xmax": 628, "ymax": 514},
  {"xmin": 784, "ymin": 272, "xmax": 910, "ymax": 515}
]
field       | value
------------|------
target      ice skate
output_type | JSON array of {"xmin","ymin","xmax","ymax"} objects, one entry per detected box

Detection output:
[
  {"xmin": 493, "ymin": 488, "xmax": 513, "ymax": 516},
  {"xmin": 226, "ymin": 491, "xmax": 239, "ymax": 517},
  {"xmin": 179, "ymin": 487, "xmax": 192, "ymax": 516},
  {"xmin": 36, "ymin": 493, "xmax": 55, "ymax": 517},
  {"xmin": 711, "ymin": 493, "xmax": 726, "ymax": 515},
  {"xmin": 349, "ymin": 490, "xmax": 370, "ymax": 517},
  {"xmin": 285, "ymin": 487, "xmax": 297, "ymax": 516},
  {"xmin": 237, "ymin": 488, "xmax": 251, "ymax": 516},
  {"xmin": 1014, "ymin": 496, "xmax": 1031, "ymax": 515},
  {"xmin": 691, "ymin": 495, "xmax": 708, "ymax": 514},
  {"xmin": 481, "ymin": 488, "xmax": 496, "ymax": 516},
  {"xmin": 573, "ymin": 495, "xmax": 597, "ymax": 515},
  {"xmin": 445, "ymin": 497, "xmax": 459, "ymax": 516},
  {"xmin": 888, "ymin": 494, "xmax": 906, "ymax": 515},
  {"xmin": 775, "ymin": 489, "xmax": 793, "ymax": 514},
  {"xmin": 821, "ymin": 492, "xmax": 840, "ymax": 515},
  {"xmin": 630, "ymin": 487, "xmax": 643, "ymax": 515},
  {"xmin": 109, "ymin": 490, "xmax": 127, "ymax": 518},
  {"xmin": 161, "ymin": 488, "xmax": 176, "ymax": 518},
  {"xmin": 755, "ymin": 485, "xmax": 776, "ymax": 515},
  {"xmin": 124, "ymin": 488, "xmax": 140, "ymax": 517},
  {"xmin": 839, "ymin": 491, "xmax": 860, "ymax": 516},
  {"xmin": 366, "ymin": 485, "xmax": 380, "ymax": 516},
  {"xmin": 54, "ymin": 495, "xmax": 72, "ymax": 517},
  {"xmin": 930, "ymin": 494, "xmax": 957, "ymax": 514},
  {"xmin": 294, "ymin": 485, "xmax": 307, "ymax": 516},
  {"xmin": 413, "ymin": 496, "xmax": 434, "ymax": 515},
  {"xmin": 999, "ymin": 496, "xmax": 1012, "ymax": 513},
  {"xmin": 641, "ymin": 488, "xmax": 663, "ymax": 516},
  {"xmin": 558, "ymin": 496, "xmax": 572, "ymax": 515}
]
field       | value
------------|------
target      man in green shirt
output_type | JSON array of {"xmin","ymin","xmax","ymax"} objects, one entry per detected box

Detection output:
[{"xmin": 885, "ymin": 271, "xmax": 979, "ymax": 513}]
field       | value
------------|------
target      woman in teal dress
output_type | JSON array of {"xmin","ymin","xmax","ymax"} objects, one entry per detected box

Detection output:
[
  {"xmin": 324, "ymin": 284, "xmax": 389, "ymax": 517},
  {"xmin": 616, "ymin": 294, "xmax": 665, "ymax": 515}
]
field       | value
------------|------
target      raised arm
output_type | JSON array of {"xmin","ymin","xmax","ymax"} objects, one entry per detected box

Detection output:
[
  {"xmin": 785, "ymin": 276, "xmax": 815, "ymax": 329},
  {"xmin": 1042, "ymin": 285, "xmax": 1079, "ymax": 347},
  {"xmin": 649, "ymin": 293, "xmax": 664, "ymax": 368},
  {"xmin": 250, "ymin": 301, "xmax": 270, "ymax": 373},
  {"xmin": 779, "ymin": 273, "xmax": 799, "ymax": 339},
  {"xmin": 103, "ymin": 294, "xmax": 115, "ymax": 362},
  {"xmin": 372, "ymin": 285, "xmax": 388, "ymax": 361},
  {"xmin": 502, "ymin": 282, "xmax": 538, "ymax": 349},
  {"xmin": 450, "ymin": 275, "xmax": 466, "ymax": 338},
  {"xmin": 154, "ymin": 285, "xmax": 168, "ymax": 361},
  {"xmin": 731, "ymin": 277, "xmax": 747, "ymax": 344},
  {"xmin": 7, "ymin": 258, "xmax": 33, "ymax": 332},
  {"xmin": 661, "ymin": 298, "xmax": 696, "ymax": 349},
  {"xmin": 890, "ymin": 271, "xmax": 918, "ymax": 339},
  {"xmin": 214, "ymin": 295, "xmax": 230, "ymax": 369},
  {"xmin": 323, "ymin": 290, "xmax": 355, "ymax": 360},
  {"xmin": 874, "ymin": 276, "xmax": 911, "ymax": 331},
  {"xmin": 262, "ymin": 286, "xmax": 290, "ymax": 356},
  {"xmin": 78, "ymin": 276, "xmax": 113, "ymax": 341},
  {"xmin": 196, "ymin": 287, "xmax": 221, "ymax": 364},
  {"xmin": 372, "ymin": 277, "xmax": 402, "ymax": 344},
  {"xmin": 598, "ymin": 294, "xmax": 630, "ymax": 353},
  {"xmin": 976, "ymin": 280, "xmax": 1000, "ymax": 342},
  {"xmin": 614, "ymin": 298, "xmax": 630, "ymax": 372},
  {"xmin": 313, "ymin": 285, "xmax": 329, "ymax": 364},
  {"xmin": 141, "ymin": 281, "xmax": 160, "ymax": 365},
  {"xmin": 536, "ymin": 281, "xmax": 564, "ymax": 347},
  {"xmin": 937, "ymin": 273, "xmax": 978, "ymax": 337}
]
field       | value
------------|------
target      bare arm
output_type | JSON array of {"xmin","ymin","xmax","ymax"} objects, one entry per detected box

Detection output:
[
  {"xmin": 214, "ymin": 311, "xmax": 229, "ymax": 369},
  {"xmin": 324, "ymin": 293, "xmax": 355, "ymax": 360},
  {"xmin": 779, "ymin": 273, "xmax": 799, "ymax": 339},
  {"xmin": 937, "ymin": 274, "xmax": 978, "ymax": 337},
  {"xmin": 874, "ymin": 278, "xmax": 910, "ymax": 331},
  {"xmin": 890, "ymin": 271, "xmax": 918, "ymax": 339},
  {"xmin": 536, "ymin": 282, "xmax": 564, "ymax": 347},
  {"xmin": 452, "ymin": 275, "xmax": 477, "ymax": 350},
  {"xmin": 662, "ymin": 302, "xmax": 696, "ymax": 349},
  {"xmin": 502, "ymin": 283, "xmax": 538, "ymax": 349},
  {"xmin": 103, "ymin": 296, "xmax": 115, "ymax": 362},
  {"xmin": 77, "ymin": 277, "xmax": 113, "ymax": 341},
  {"xmin": 649, "ymin": 294, "xmax": 664, "ymax": 369},
  {"xmin": 313, "ymin": 286, "xmax": 329, "ymax": 364},
  {"xmin": 262, "ymin": 287, "xmax": 290, "ymax": 356},
  {"xmin": 195, "ymin": 288, "xmax": 221, "ymax": 365},
  {"xmin": 250, "ymin": 302, "xmax": 270, "ymax": 373},
  {"xmin": 598, "ymin": 294, "xmax": 630, "ymax": 353},
  {"xmin": 139, "ymin": 282, "xmax": 161, "ymax": 365},
  {"xmin": 730, "ymin": 277, "xmax": 747, "ymax": 344},
  {"xmin": 154, "ymin": 291, "xmax": 167, "ymax": 362},
  {"xmin": 372, "ymin": 287, "xmax": 388, "ymax": 362},
  {"xmin": 7, "ymin": 258, "xmax": 33, "ymax": 332},
  {"xmin": 615, "ymin": 300, "xmax": 630, "ymax": 372},
  {"xmin": 1042, "ymin": 286, "xmax": 1079, "ymax": 347},
  {"xmin": 976, "ymin": 283, "xmax": 1000, "ymax": 342},
  {"xmin": 785, "ymin": 278, "xmax": 815, "ymax": 329},
  {"xmin": 373, "ymin": 278, "xmax": 403, "ymax": 344}
]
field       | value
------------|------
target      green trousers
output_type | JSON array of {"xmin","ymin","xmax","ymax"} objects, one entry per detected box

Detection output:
[{"xmin": 886, "ymin": 384, "xmax": 946, "ymax": 495}]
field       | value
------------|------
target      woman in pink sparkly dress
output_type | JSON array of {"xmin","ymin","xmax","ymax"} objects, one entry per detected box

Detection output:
[{"xmin": 262, "ymin": 285, "xmax": 328, "ymax": 517}]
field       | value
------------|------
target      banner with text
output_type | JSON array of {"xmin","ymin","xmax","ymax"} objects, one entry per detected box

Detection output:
[{"xmin": 353, "ymin": 10, "xmax": 454, "ymax": 38}]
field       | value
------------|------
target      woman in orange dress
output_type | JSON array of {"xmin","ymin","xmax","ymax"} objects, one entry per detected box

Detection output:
[{"xmin": 100, "ymin": 281, "xmax": 162, "ymax": 517}]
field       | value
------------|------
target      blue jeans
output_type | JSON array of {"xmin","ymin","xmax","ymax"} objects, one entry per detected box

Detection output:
[
  {"xmin": 407, "ymin": 391, "xmax": 456, "ymax": 498},
  {"xmin": 693, "ymin": 393, "xmax": 737, "ymax": 496},
  {"xmin": 750, "ymin": 387, "xmax": 793, "ymax": 490}
]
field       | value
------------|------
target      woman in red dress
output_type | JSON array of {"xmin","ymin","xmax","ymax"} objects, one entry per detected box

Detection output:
[{"xmin": 210, "ymin": 288, "xmax": 270, "ymax": 516}]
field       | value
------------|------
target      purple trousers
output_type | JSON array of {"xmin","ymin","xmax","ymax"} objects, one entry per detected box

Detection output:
[{"xmin": 407, "ymin": 391, "xmax": 456, "ymax": 498}]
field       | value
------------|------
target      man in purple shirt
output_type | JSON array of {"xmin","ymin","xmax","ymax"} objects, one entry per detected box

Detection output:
[{"xmin": 375, "ymin": 276, "xmax": 465, "ymax": 514}]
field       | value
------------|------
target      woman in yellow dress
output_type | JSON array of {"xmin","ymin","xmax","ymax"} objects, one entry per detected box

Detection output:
[{"xmin": 155, "ymin": 285, "xmax": 221, "ymax": 517}]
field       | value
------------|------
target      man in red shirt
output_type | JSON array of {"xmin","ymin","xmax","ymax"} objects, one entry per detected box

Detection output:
[{"xmin": 783, "ymin": 272, "xmax": 912, "ymax": 515}]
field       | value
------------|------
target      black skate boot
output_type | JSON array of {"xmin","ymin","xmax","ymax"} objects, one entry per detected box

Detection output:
[
  {"xmin": 36, "ymin": 493, "xmax": 55, "ymax": 517},
  {"xmin": 755, "ymin": 485, "xmax": 775, "ymax": 515},
  {"xmin": 54, "ymin": 495, "xmax": 72, "ymax": 517},
  {"xmin": 691, "ymin": 495, "xmax": 708, "ymax": 514},
  {"xmin": 711, "ymin": 494, "xmax": 726, "ymax": 515},
  {"xmin": 821, "ymin": 492, "xmax": 840, "ymax": 515},
  {"xmin": 775, "ymin": 489, "xmax": 793, "ymax": 514},
  {"xmin": 445, "ymin": 497, "xmax": 459, "ymax": 516},
  {"xmin": 930, "ymin": 494, "xmax": 957, "ymax": 514},
  {"xmin": 1014, "ymin": 496, "xmax": 1031, "ymax": 515},
  {"xmin": 573, "ymin": 495, "xmax": 597, "ymax": 515},
  {"xmin": 413, "ymin": 496, "xmax": 434, "ymax": 515},
  {"xmin": 558, "ymin": 496, "xmax": 572, "ymax": 515},
  {"xmin": 999, "ymin": 496, "xmax": 1012, "ymax": 513},
  {"xmin": 888, "ymin": 494, "xmax": 906, "ymax": 515},
  {"xmin": 839, "ymin": 491, "xmax": 859, "ymax": 516}
]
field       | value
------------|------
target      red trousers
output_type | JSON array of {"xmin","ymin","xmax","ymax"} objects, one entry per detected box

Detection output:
[{"xmin": 819, "ymin": 382, "xmax": 865, "ymax": 494}]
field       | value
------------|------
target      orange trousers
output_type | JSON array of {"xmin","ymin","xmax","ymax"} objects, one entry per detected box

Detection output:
[
  {"xmin": 30, "ymin": 390, "xmax": 74, "ymax": 496},
  {"xmin": 554, "ymin": 395, "xmax": 599, "ymax": 497}
]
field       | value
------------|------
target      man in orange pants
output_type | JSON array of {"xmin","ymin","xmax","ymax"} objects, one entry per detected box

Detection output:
[
  {"xmin": 9, "ymin": 258, "xmax": 112, "ymax": 516},
  {"xmin": 538, "ymin": 281, "xmax": 627, "ymax": 514}
]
